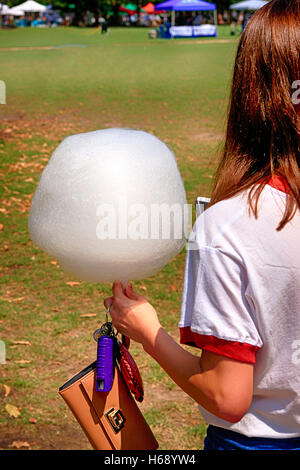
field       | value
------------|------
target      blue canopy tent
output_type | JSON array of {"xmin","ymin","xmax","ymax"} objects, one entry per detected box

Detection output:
[
  {"xmin": 229, "ymin": 0, "xmax": 267, "ymax": 10},
  {"xmin": 155, "ymin": 0, "xmax": 216, "ymax": 12},
  {"xmin": 154, "ymin": 0, "xmax": 217, "ymax": 38}
]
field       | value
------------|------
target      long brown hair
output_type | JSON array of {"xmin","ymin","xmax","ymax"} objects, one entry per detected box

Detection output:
[{"xmin": 210, "ymin": 0, "xmax": 300, "ymax": 230}]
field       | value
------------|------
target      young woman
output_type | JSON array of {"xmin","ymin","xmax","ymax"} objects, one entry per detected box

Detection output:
[{"xmin": 104, "ymin": 0, "xmax": 300, "ymax": 450}]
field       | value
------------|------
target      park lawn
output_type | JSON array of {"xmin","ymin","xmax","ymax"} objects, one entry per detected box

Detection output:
[{"xmin": 0, "ymin": 26, "xmax": 238, "ymax": 450}]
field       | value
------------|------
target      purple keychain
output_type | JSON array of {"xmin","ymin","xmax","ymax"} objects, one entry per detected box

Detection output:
[
  {"xmin": 96, "ymin": 335, "xmax": 114, "ymax": 392},
  {"xmin": 93, "ymin": 321, "xmax": 115, "ymax": 393}
]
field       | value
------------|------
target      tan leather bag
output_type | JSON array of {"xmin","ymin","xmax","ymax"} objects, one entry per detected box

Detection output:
[{"xmin": 59, "ymin": 361, "xmax": 159, "ymax": 450}]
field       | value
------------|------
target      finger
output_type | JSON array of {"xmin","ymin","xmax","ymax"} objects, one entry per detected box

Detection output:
[
  {"xmin": 104, "ymin": 296, "xmax": 114, "ymax": 310},
  {"xmin": 124, "ymin": 283, "xmax": 142, "ymax": 301},
  {"xmin": 112, "ymin": 281, "xmax": 127, "ymax": 299}
]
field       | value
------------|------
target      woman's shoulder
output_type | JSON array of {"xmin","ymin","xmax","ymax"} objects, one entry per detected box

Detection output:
[
  {"xmin": 192, "ymin": 192, "xmax": 248, "ymax": 249},
  {"xmin": 192, "ymin": 183, "xmax": 292, "ymax": 251}
]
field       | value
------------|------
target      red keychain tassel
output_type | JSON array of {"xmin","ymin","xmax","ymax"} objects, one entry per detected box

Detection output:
[{"xmin": 117, "ymin": 336, "xmax": 144, "ymax": 403}]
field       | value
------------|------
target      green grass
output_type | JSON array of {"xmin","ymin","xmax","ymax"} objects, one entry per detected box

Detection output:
[{"xmin": 0, "ymin": 26, "xmax": 238, "ymax": 450}]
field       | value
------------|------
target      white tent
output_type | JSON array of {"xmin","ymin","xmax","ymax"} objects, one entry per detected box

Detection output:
[
  {"xmin": 230, "ymin": 0, "xmax": 268, "ymax": 10},
  {"xmin": 14, "ymin": 0, "xmax": 46, "ymax": 12},
  {"xmin": 7, "ymin": 6, "xmax": 25, "ymax": 15},
  {"xmin": 0, "ymin": 3, "xmax": 9, "ymax": 14}
]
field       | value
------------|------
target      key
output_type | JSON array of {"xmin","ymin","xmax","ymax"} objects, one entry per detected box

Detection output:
[{"xmin": 93, "ymin": 321, "xmax": 114, "ymax": 342}]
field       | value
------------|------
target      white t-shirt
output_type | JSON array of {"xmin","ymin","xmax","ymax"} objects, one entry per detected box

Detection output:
[{"xmin": 179, "ymin": 177, "xmax": 300, "ymax": 438}]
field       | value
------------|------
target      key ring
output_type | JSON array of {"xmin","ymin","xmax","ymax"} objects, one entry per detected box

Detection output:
[
  {"xmin": 105, "ymin": 303, "xmax": 119, "ymax": 337},
  {"xmin": 105, "ymin": 305, "xmax": 111, "ymax": 323},
  {"xmin": 92, "ymin": 304, "xmax": 114, "ymax": 342},
  {"xmin": 106, "ymin": 303, "xmax": 120, "ymax": 337}
]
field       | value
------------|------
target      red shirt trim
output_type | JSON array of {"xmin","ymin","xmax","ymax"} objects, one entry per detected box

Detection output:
[
  {"xmin": 266, "ymin": 175, "xmax": 290, "ymax": 195},
  {"xmin": 180, "ymin": 326, "xmax": 259, "ymax": 364}
]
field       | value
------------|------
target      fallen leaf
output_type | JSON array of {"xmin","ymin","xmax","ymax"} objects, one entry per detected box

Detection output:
[
  {"xmin": 0, "ymin": 224, "xmax": 4, "ymax": 231},
  {"xmin": 2, "ymin": 384, "xmax": 10, "ymax": 397},
  {"xmin": 5, "ymin": 403, "xmax": 21, "ymax": 418},
  {"xmin": 80, "ymin": 313, "xmax": 96, "ymax": 318},
  {"xmin": 10, "ymin": 196, "xmax": 21, "ymax": 203},
  {"xmin": 12, "ymin": 340, "xmax": 31, "ymax": 346},
  {"xmin": 15, "ymin": 360, "xmax": 31, "ymax": 364},
  {"xmin": 66, "ymin": 281, "xmax": 80, "ymax": 287},
  {"xmin": 9, "ymin": 441, "xmax": 30, "ymax": 449},
  {"xmin": 0, "ymin": 296, "xmax": 25, "ymax": 303}
]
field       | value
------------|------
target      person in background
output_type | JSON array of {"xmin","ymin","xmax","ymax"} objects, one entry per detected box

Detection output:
[
  {"xmin": 238, "ymin": 11, "xmax": 244, "ymax": 27},
  {"xmin": 242, "ymin": 11, "xmax": 252, "ymax": 30},
  {"xmin": 105, "ymin": 0, "xmax": 300, "ymax": 450},
  {"xmin": 99, "ymin": 15, "xmax": 108, "ymax": 34},
  {"xmin": 230, "ymin": 16, "xmax": 237, "ymax": 35},
  {"xmin": 194, "ymin": 13, "xmax": 203, "ymax": 25},
  {"xmin": 217, "ymin": 12, "xmax": 224, "ymax": 25}
]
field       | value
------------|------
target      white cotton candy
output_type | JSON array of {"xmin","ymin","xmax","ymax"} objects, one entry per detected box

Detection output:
[{"xmin": 28, "ymin": 128, "xmax": 188, "ymax": 282}]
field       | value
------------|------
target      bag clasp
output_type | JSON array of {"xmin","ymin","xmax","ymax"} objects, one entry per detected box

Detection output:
[{"xmin": 105, "ymin": 407, "xmax": 126, "ymax": 433}]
